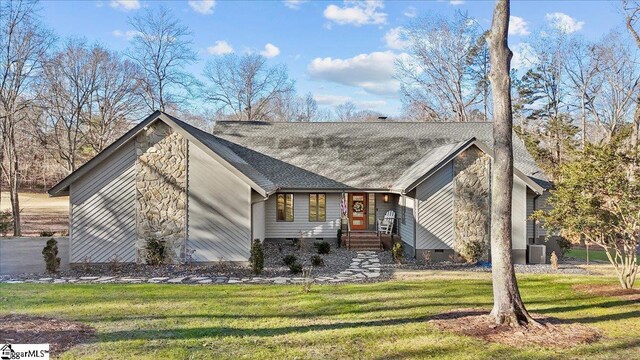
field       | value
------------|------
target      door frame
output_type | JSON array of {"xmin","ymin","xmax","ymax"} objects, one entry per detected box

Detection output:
[{"xmin": 349, "ymin": 193, "xmax": 367, "ymax": 231}]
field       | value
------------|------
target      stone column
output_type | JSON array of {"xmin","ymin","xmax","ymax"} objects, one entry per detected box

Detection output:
[{"xmin": 135, "ymin": 121, "xmax": 187, "ymax": 263}]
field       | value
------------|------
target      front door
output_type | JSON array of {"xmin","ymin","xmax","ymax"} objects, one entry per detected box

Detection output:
[{"xmin": 349, "ymin": 193, "xmax": 367, "ymax": 230}]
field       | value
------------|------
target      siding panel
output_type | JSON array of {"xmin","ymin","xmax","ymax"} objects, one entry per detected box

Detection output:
[
  {"xmin": 415, "ymin": 163, "xmax": 454, "ymax": 249},
  {"xmin": 397, "ymin": 196, "xmax": 415, "ymax": 248},
  {"xmin": 512, "ymin": 176, "xmax": 527, "ymax": 250},
  {"xmin": 70, "ymin": 142, "xmax": 136, "ymax": 263},
  {"xmin": 265, "ymin": 193, "xmax": 341, "ymax": 239},
  {"xmin": 188, "ymin": 144, "xmax": 252, "ymax": 262}
]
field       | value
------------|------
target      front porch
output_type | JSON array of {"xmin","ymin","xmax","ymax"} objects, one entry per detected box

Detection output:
[{"xmin": 340, "ymin": 192, "xmax": 402, "ymax": 251}]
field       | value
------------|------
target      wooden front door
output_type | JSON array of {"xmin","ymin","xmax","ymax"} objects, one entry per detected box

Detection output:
[{"xmin": 349, "ymin": 193, "xmax": 367, "ymax": 230}]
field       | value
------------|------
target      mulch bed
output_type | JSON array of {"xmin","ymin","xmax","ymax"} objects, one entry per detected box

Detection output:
[
  {"xmin": 572, "ymin": 284, "xmax": 640, "ymax": 302},
  {"xmin": 428, "ymin": 308, "xmax": 602, "ymax": 349},
  {"xmin": 0, "ymin": 314, "xmax": 95, "ymax": 356}
]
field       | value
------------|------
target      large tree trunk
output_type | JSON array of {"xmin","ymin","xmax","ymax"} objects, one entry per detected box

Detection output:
[{"xmin": 487, "ymin": 0, "xmax": 536, "ymax": 327}]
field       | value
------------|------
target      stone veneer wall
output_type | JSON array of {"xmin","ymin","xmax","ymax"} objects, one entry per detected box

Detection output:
[
  {"xmin": 453, "ymin": 146, "xmax": 491, "ymax": 262},
  {"xmin": 135, "ymin": 121, "xmax": 187, "ymax": 263}
]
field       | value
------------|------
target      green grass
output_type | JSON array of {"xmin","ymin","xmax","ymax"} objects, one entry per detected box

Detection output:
[
  {"xmin": 566, "ymin": 248, "xmax": 640, "ymax": 263},
  {"xmin": 1, "ymin": 274, "xmax": 638, "ymax": 359}
]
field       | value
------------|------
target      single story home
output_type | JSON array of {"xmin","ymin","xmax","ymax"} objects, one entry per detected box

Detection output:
[{"xmin": 49, "ymin": 111, "xmax": 551, "ymax": 264}]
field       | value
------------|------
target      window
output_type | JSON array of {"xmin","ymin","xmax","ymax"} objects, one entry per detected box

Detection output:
[
  {"xmin": 368, "ymin": 193, "xmax": 376, "ymax": 230},
  {"xmin": 309, "ymin": 193, "xmax": 326, "ymax": 222},
  {"xmin": 277, "ymin": 193, "xmax": 294, "ymax": 222}
]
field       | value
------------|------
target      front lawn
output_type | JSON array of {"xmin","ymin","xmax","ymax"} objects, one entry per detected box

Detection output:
[
  {"xmin": 0, "ymin": 274, "xmax": 638, "ymax": 359},
  {"xmin": 566, "ymin": 248, "xmax": 640, "ymax": 263}
]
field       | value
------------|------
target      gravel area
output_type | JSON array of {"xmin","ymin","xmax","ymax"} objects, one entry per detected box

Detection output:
[{"xmin": 394, "ymin": 261, "xmax": 591, "ymax": 275}]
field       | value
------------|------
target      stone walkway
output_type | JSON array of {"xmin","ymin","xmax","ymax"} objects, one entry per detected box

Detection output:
[{"xmin": 1, "ymin": 251, "xmax": 382, "ymax": 285}]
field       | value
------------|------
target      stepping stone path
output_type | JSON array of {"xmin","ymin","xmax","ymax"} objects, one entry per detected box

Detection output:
[{"xmin": 0, "ymin": 251, "xmax": 384, "ymax": 286}]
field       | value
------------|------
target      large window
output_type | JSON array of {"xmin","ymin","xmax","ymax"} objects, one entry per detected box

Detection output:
[
  {"xmin": 309, "ymin": 193, "xmax": 326, "ymax": 222},
  {"xmin": 277, "ymin": 193, "xmax": 294, "ymax": 222}
]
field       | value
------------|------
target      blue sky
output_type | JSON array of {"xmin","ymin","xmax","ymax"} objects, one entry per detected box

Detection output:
[{"xmin": 41, "ymin": 0, "xmax": 629, "ymax": 116}]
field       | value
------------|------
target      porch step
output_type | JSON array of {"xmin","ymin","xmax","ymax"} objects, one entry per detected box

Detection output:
[{"xmin": 342, "ymin": 234, "xmax": 382, "ymax": 251}]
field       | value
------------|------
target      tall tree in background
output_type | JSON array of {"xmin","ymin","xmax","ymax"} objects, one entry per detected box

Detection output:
[
  {"xmin": 203, "ymin": 53, "xmax": 295, "ymax": 121},
  {"xmin": 128, "ymin": 7, "xmax": 198, "ymax": 112},
  {"xmin": 487, "ymin": 0, "xmax": 537, "ymax": 326},
  {"xmin": 0, "ymin": 0, "xmax": 53, "ymax": 235},
  {"xmin": 396, "ymin": 12, "xmax": 488, "ymax": 122},
  {"xmin": 37, "ymin": 39, "xmax": 100, "ymax": 173},
  {"xmin": 623, "ymin": 0, "xmax": 640, "ymax": 155}
]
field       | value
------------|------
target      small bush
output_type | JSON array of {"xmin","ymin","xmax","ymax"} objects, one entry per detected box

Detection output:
[
  {"xmin": 250, "ymin": 239, "xmax": 264, "ymax": 275},
  {"xmin": 314, "ymin": 241, "xmax": 330, "ymax": 254},
  {"xmin": 39, "ymin": 230, "xmax": 55, "ymax": 237},
  {"xmin": 283, "ymin": 254, "xmax": 297, "ymax": 267},
  {"xmin": 0, "ymin": 210, "xmax": 12, "ymax": 236},
  {"xmin": 108, "ymin": 254, "xmax": 121, "ymax": 273},
  {"xmin": 289, "ymin": 262, "xmax": 303, "ymax": 274},
  {"xmin": 42, "ymin": 238, "xmax": 61, "ymax": 273},
  {"xmin": 336, "ymin": 228, "xmax": 342, "ymax": 248},
  {"xmin": 422, "ymin": 250, "xmax": 432, "ymax": 264},
  {"xmin": 291, "ymin": 238, "xmax": 301, "ymax": 250},
  {"xmin": 458, "ymin": 240, "xmax": 487, "ymax": 264},
  {"xmin": 392, "ymin": 242, "xmax": 403, "ymax": 264},
  {"xmin": 555, "ymin": 237, "xmax": 572, "ymax": 258},
  {"xmin": 145, "ymin": 238, "xmax": 167, "ymax": 266},
  {"xmin": 550, "ymin": 251, "xmax": 559, "ymax": 270},
  {"xmin": 311, "ymin": 255, "xmax": 325, "ymax": 267}
]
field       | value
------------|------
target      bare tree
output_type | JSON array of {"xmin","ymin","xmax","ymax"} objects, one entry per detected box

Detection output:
[
  {"xmin": 37, "ymin": 39, "xmax": 100, "ymax": 173},
  {"xmin": 203, "ymin": 53, "xmax": 295, "ymax": 121},
  {"xmin": 334, "ymin": 102, "xmax": 357, "ymax": 122},
  {"xmin": 396, "ymin": 13, "xmax": 486, "ymax": 122},
  {"xmin": 487, "ymin": 0, "xmax": 537, "ymax": 327},
  {"xmin": 0, "ymin": 0, "xmax": 53, "ymax": 236},
  {"xmin": 127, "ymin": 7, "xmax": 198, "ymax": 112},
  {"xmin": 84, "ymin": 49, "xmax": 144, "ymax": 153},
  {"xmin": 623, "ymin": 0, "xmax": 640, "ymax": 154}
]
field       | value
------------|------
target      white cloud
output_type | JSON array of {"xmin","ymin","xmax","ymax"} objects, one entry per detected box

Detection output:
[
  {"xmin": 188, "ymin": 0, "xmax": 216, "ymax": 15},
  {"xmin": 112, "ymin": 29, "xmax": 141, "ymax": 40},
  {"xmin": 450, "ymin": 0, "xmax": 465, "ymax": 5},
  {"xmin": 207, "ymin": 40, "xmax": 234, "ymax": 55},
  {"xmin": 284, "ymin": 0, "xmax": 307, "ymax": 9},
  {"xmin": 403, "ymin": 6, "xmax": 417, "ymax": 18},
  {"xmin": 545, "ymin": 12, "xmax": 584, "ymax": 33},
  {"xmin": 323, "ymin": 0, "xmax": 387, "ymax": 27},
  {"xmin": 260, "ymin": 43, "xmax": 280, "ymax": 58},
  {"xmin": 384, "ymin": 27, "xmax": 410, "ymax": 50},
  {"xmin": 109, "ymin": 0, "xmax": 140, "ymax": 11},
  {"xmin": 308, "ymin": 51, "xmax": 407, "ymax": 95},
  {"xmin": 509, "ymin": 16, "xmax": 530, "ymax": 36}
]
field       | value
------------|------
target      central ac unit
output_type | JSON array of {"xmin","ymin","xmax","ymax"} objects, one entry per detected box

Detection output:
[{"xmin": 528, "ymin": 244, "xmax": 546, "ymax": 264}]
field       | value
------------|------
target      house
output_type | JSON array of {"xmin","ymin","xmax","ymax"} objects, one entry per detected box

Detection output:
[{"xmin": 49, "ymin": 111, "xmax": 551, "ymax": 264}]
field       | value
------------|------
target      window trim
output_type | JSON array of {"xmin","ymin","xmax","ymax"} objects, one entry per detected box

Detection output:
[
  {"xmin": 308, "ymin": 193, "xmax": 326, "ymax": 222},
  {"xmin": 276, "ymin": 193, "xmax": 294, "ymax": 222}
]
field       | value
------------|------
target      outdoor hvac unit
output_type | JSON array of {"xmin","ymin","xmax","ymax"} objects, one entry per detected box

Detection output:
[{"xmin": 528, "ymin": 244, "xmax": 546, "ymax": 264}]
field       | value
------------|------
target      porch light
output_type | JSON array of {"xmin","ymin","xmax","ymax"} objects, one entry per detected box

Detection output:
[{"xmin": 383, "ymin": 194, "xmax": 389, "ymax": 203}]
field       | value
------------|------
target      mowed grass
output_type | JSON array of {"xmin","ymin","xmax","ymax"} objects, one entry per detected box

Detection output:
[
  {"xmin": 566, "ymin": 248, "xmax": 640, "ymax": 263},
  {"xmin": 0, "ymin": 274, "xmax": 638, "ymax": 359}
]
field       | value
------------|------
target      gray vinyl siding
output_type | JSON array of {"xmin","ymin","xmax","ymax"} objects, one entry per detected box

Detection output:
[
  {"xmin": 374, "ymin": 193, "xmax": 397, "ymax": 225},
  {"xmin": 512, "ymin": 176, "xmax": 527, "ymax": 250},
  {"xmin": 188, "ymin": 144, "xmax": 252, "ymax": 262},
  {"xmin": 415, "ymin": 163, "xmax": 454, "ymax": 249},
  {"xmin": 265, "ymin": 192, "xmax": 341, "ymax": 239},
  {"xmin": 252, "ymin": 199, "xmax": 266, "ymax": 242},
  {"xmin": 397, "ymin": 195, "xmax": 415, "ymax": 248},
  {"xmin": 69, "ymin": 141, "xmax": 136, "ymax": 263},
  {"xmin": 527, "ymin": 190, "xmax": 551, "ymax": 240}
]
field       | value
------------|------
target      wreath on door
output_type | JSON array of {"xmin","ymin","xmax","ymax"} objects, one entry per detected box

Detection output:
[{"xmin": 353, "ymin": 201, "xmax": 364, "ymax": 212}]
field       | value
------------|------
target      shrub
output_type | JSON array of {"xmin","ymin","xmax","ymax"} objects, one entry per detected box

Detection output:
[
  {"xmin": 422, "ymin": 250, "xmax": 432, "ymax": 264},
  {"xmin": 39, "ymin": 230, "xmax": 55, "ymax": 237},
  {"xmin": 283, "ymin": 254, "xmax": 297, "ymax": 267},
  {"xmin": 457, "ymin": 240, "xmax": 487, "ymax": 264},
  {"xmin": 291, "ymin": 238, "xmax": 301, "ymax": 250},
  {"xmin": 392, "ymin": 242, "xmax": 403, "ymax": 264},
  {"xmin": 314, "ymin": 241, "xmax": 330, "ymax": 254},
  {"xmin": 249, "ymin": 239, "xmax": 264, "ymax": 275},
  {"xmin": 0, "ymin": 210, "xmax": 12, "ymax": 236},
  {"xmin": 550, "ymin": 251, "xmax": 559, "ymax": 270},
  {"xmin": 311, "ymin": 255, "xmax": 324, "ymax": 267},
  {"xmin": 288, "ymin": 262, "xmax": 303, "ymax": 274},
  {"xmin": 336, "ymin": 228, "xmax": 342, "ymax": 248},
  {"xmin": 555, "ymin": 237, "xmax": 572, "ymax": 258},
  {"xmin": 108, "ymin": 254, "xmax": 121, "ymax": 273},
  {"xmin": 42, "ymin": 238, "xmax": 61, "ymax": 273},
  {"xmin": 145, "ymin": 238, "xmax": 167, "ymax": 266}
]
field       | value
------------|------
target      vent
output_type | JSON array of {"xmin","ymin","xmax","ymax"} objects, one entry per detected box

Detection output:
[{"xmin": 528, "ymin": 244, "xmax": 546, "ymax": 264}]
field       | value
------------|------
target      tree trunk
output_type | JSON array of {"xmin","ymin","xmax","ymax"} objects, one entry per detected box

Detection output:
[{"xmin": 487, "ymin": 0, "xmax": 537, "ymax": 327}]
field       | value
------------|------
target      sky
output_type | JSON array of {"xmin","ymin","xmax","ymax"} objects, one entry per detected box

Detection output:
[{"xmin": 40, "ymin": 0, "xmax": 630, "ymax": 117}]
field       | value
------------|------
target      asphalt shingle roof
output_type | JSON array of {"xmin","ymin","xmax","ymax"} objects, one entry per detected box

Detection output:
[{"xmin": 212, "ymin": 121, "xmax": 551, "ymax": 191}]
